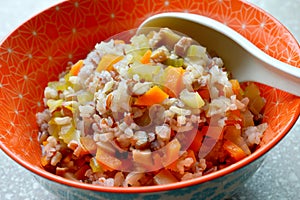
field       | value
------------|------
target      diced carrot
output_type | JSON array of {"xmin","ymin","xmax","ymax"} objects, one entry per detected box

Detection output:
[
  {"xmin": 187, "ymin": 149, "xmax": 196, "ymax": 162},
  {"xmin": 80, "ymin": 136, "xmax": 97, "ymax": 154},
  {"xmin": 224, "ymin": 125, "xmax": 251, "ymax": 155},
  {"xmin": 162, "ymin": 66, "xmax": 185, "ymax": 97},
  {"xmin": 41, "ymin": 155, "xmax": 50, "ymax": 166},
  {"xmin": 95, "ymin": 147, "xmax": 122, "ymax": 171},
  {"xmin": 225, "ymin": 110, "xmax": 241, "ymax": 126},
  {"xmin": 62, "ymin": 153, "xmax": 72, "ymax": 164},
  {"xmin": 244, "ymin": 83, "xmax": 260, "ymax": 99},
  {"xmin": 96, "ymin": 54, "xmax": 123, "ymax": 72},
  {"xmin": 165, "ymin": 161, "xmax": 178, "ymax": 172},
  {"xmin": 229, "ymin": 79, "xmax": 241, "ymax": 95},
  {"xmin": 241, "ymin": 109, "xmax": 255, "ymax": 127},
  {"xmin": 74, "ymin": 164, "xmax": 90, "ymax": 180},
  {"xmin": 203, "ymin": 126, "xmax": 224, "ymax": 141},
  {"xmin": 188, "ymin": 129, "xmax": 205, "ymax": 153},
  {"xmin": 224, "ymin": 125, "xmax": 241, "ymax": 140},
  {"xmin": 135, "ymin": 85, "xmax": 169, "ymax": 106},
  {"xmin": 198, "ymin": 88, "xmax": 210, "ymax": 101},
  {"xmin": 153, "ymin": 169, "xmax": 178, "ymax": 185},
  {"xmin": 140, "ymin": 49, "xmax": 152, "ymax": 64},
  {"xmin": 166, "ymin": 150, "xmax": 196, "ymax": 173},
  {"xmin": 197, "ymin": 126, "xmax": 224, "ymax": 158},
  {"xmin": 223, "ymin": 140, "xmax": 247, "ymax": 161},
  {"xmin": 70, "ymin": 59, "xmax": 84, "ymax": 76}
]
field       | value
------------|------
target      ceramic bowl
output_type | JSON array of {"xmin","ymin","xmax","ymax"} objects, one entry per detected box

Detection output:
[{"xmin": 0, "ymin": 0, "xmax": 299, "ymax": 199}]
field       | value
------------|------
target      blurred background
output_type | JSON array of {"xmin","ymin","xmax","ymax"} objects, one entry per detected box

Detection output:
[{"xmin": 0, "ymin": 0, "xmax": 299, "ymax": 199}]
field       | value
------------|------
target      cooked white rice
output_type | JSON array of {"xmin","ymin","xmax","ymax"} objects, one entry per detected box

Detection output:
[{"xmin": 37, "ymin": 28, "xmax": 267, "ymax": 187}]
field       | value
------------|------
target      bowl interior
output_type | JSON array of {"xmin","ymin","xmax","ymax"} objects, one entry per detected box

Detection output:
[{"xmin": 0, "ymin": 0, "xmax": 299, "ymax": 191}]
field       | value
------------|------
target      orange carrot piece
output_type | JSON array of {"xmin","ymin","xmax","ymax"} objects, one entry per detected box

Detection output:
[
  {"xmin": 153, "ymin": 169, "xmax": 178, "ymax": 185},
  {"xmin": 70, "ymin": 59, "xmax": 84, "ymax": 76},
  {"xmin": 166, "ymin": 149, "xmax": 196, "ymax": 172},
  {"xmin": 186, "ymin": 149, "xmax": 197, "ymax": 166},
  {"xmin": 165, "ymin": 161, "xmax": 178, "ymax": 172},
  {"xmin": 229, "ymin": 79, "xmax": 241, "ymax": 95},
  {"xmin": 198, "ymin": 88, "xmax": 210, "ymax": 100},
  {"xmin": 223, "ymin": 140, "xmax": 247, "ymax": 161},
  {"xmin": 241, "ymin": 109, "xmax": 255, "ymax": 127},
  {"xmin": 162, "ymin": 66, "xmax": 185, "ymax": 97},
  {"xmin": 41, "ymin": 155, "xmax": 50, "ymax": 166},
  {"xmin": 203, "ymin": 125, "xmax": 224, "ymax": 141},
  {"xmin": 225, "ymin": 110, "xmax": 241, "ymax": 126},
  {"xmin": 95, "ymin": 148, "xmax": 122, "ymax": 171},
  {"xmin": 80, "ymin": 136, "xmax": 97, "ymax": 154},
  {"xmin": 188, "ymin": 129, "xmax": 205, "ymax": 153},
  {"xmin": 96, "ymin": 54, "xmax": 123, "ymax": 72},
  {"xmin": 74, "ymin": 164, "xmax": 90, "ymax": 180},
  {"xmin": 140, "ymin": 49, "xmax": 152, "ymax": 64},
  {"xmin": 135, "ymin": 85, "xmax": 169, "ymax": 106}
]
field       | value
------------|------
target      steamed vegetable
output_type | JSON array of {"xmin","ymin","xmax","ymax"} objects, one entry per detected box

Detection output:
[
  {"xmin": 135, "ymin": 85, "xmax": 169, "ymax": 106},
  {"xmin": 180, "ymin": 89, "xmax": 205, "ymax": 109},
  {"xmin": 37, "ymin": 28, "xmax": 268, "ymax": 187},
  {"xmin": 223, "ymin": 140, "xmax": 247, "ymax": 161},
  {"xmin": 128, "ymin": 63, "xmax": 162, "ymax": 81},
  {"xmin": 70, "ymin": 60, "xmax": 84, "ymax": 76},
  {"xmin": 140, "ymin": 49, "xmax": 152, "ymax": 64},
  {"xmin": 162, "ymin": 66, "xmax": 185, "ymax": 97},
  {"xmin": 96, "ymin": 54, "xmax": 124, "ymax": 72}
]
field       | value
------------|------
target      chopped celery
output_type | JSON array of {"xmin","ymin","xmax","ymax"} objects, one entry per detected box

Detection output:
[
  {"xmin": 48, "ymin": 81, "xmax": 68, "ymax": 91},
  {"xmin": 90, "ymin": 157, "xmax": 104, "ymax": 173},
  {"xmin": 180, "ymin": 89, "xmax": 205, "ymax": 109},
  {"xmin": 126, "ymin": 34, "xmax": 150, "ymax": 59},
  {"xmin": 186, "ymin": 45, "xmax": 208, "ymax": 63},
  {"xmin": 244, "ymin": 83, "xmax": 266, "ymax": 115},
  {"xmin": 128, "ymin": 63, "xmax": 161, "ymax": 81},
  {"xmin": 47, "ymin": 99, "xmax": 63, "ymax": 112},
  {"xmin": 77, "ymin": 91, "xmax": 94, "ymax": 105},
  {"xmin": 152, "ymin": 28, "xmax": 181, "ymax": 50},
  {"xmin": 130, "ymin": 34, "xmax": 150, "ymax": 50},
  {"xmin": 164, "ymin": 58, "xmax": 184, "ymax": 68},
  {"xmin": 47, "ymin": 123, "xmax": 60, "ymax": 138},
  {"xmin": 187, "ymin": 45, "xmax": 206, "ymax": 57},
  {"xmin": 59, "ymin": 123, "xmax": 80, "ymax": 144}
]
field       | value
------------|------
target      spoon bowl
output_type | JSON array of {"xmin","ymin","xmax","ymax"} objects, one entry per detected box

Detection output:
[{"xmin": 139, "ymin": 12, "xmax": 300, "ymax": 96}]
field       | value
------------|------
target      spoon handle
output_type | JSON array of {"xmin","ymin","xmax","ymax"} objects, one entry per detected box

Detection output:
[
  {"xmin": 236, "ymin": 52, "xmax": 300, "ymax": 96},
  {"xmin": 139, "ymin": 12, "xmax": 300, "ymax": 96}
]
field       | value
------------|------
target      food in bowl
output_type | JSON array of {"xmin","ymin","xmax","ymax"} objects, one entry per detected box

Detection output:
[{"xmin": 36, "ymin": 28, "xmax": 267, "ymax": 187}]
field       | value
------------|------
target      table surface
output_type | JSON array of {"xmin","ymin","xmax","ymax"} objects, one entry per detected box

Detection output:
[{"xmin": 0, "ymin": 0, "xmax": 299, "ymax": 199}]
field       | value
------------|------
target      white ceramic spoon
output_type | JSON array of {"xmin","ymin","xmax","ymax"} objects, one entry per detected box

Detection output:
[{"xmin": 138, "ymin": 12, "xmax": 300, "ymax": 96}]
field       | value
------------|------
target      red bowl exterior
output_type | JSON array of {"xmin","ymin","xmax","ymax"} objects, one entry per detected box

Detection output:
[{"xmin": 0, "ymin": 0, "xmax": 299, "ymax": 198}]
